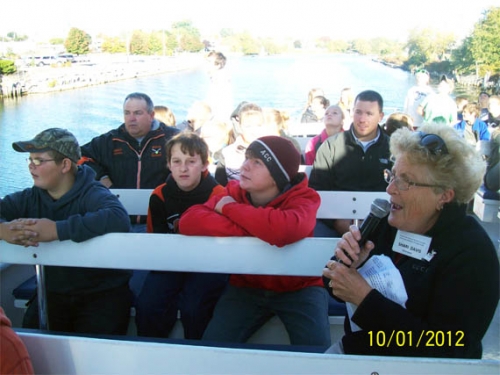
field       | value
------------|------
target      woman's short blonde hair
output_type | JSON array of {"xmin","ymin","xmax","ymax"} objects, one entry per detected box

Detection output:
[{"xmin": 390, "ymin": 123, "xmax": 486, "ymax": 204}]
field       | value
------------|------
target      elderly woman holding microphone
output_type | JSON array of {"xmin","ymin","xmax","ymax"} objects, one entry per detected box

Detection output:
[{"xmin": 323, "ymin": 123, "xmax": 499, "ymax": 358}]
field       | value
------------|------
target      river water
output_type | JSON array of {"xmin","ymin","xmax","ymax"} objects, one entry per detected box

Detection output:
[{"xmin": 0, "ymin": 53, "xmax": 446, "ymax": 196}]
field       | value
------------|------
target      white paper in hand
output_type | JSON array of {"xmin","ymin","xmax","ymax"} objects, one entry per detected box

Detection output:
[{"xmin": 347, "ymin": 255, "xmax": 408, "ymax": 332}]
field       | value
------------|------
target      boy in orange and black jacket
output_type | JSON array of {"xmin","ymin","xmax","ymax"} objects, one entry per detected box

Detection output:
[{"xmin": 135, "ymin": 133, "xmax": 226, "ymax": 340}]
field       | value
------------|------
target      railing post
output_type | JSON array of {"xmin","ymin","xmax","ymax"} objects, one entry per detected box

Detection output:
[{"xmin": 35, "ymin": 264, "xmax": 49, "ymax": 330}]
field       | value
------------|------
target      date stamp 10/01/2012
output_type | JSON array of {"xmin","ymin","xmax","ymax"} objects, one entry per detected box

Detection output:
[{"xmin": 368, "ymin": 330, "xmax": 465, "ymax": 348}]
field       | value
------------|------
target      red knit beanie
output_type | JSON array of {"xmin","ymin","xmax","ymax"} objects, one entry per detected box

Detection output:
[{"xmin": 246, "ymin": 136, "xmax": 301, "ymax": 191}]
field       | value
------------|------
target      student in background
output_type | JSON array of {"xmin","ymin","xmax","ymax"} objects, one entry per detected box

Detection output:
[
  {"xmin": 383, "ymin": 112, "xmax": 414, "ymax": 137},
  {"xmin": 403, "ymin": 69, "xmax": 433, "ymax": 130},
  {"xmin": 135, "ymin": 133, "xmax": 227, "ymax": 339},
  {"xmin": 479, "ymin": 91, "xmax": 490, "ymax": 122},
  {"xmin": 263, "ymin": 108, "xmax": 303, "ymax": 160},
  {"xmin": 177, "ymin": 101, "xmax": 213, "ymax": 135},
  {"xmin": 179, "ymin": 136, "xmax": 330, "ymax": 348},
  {"xmin": 455, "ymin": 96, "xmax": 469, "ymax": 122},
  {"xmin": 418, "ymin": 75, "xmax": 457, "ymax": 126},
  {"xmin": 304, "ymin": 104, "xmax": 344, "ymax": 165},
  {"xmin": 338, "ymin": 87, "xmax": 354, "ymax": 129},
  {"xmin": 486, "ymin": 95, "xmax": 500, "ymax": 129},
  {"xmin": 200, "ymin": 120, "xmax": 233, "ymax": 165},
  {"xmin": 154, "ymin": 105, "xmax": 177, "ymax": 127},
  {"xmin": 300, "ymin": 87, "xmax": 324, "ymax": 120},
  {"xmin": 301, "ymin": 96, "xmax": 329, "ymax": 123},
  {"xmin": 205, "ymin": 51, "xmax": 233, "ymax": 121},
  {"xmin": 485, "ymin": 127, "xmax": 500, "ymax": 192},
  {"xmin": 215, "ymin": 103, "xmax": 278, "ymax": 185},
  {"xmin": 453, "ymin": 103, "xmax": 490, "ymax": 147}
]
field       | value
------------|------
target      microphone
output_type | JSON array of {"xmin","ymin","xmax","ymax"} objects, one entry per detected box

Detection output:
[
  {"xmin": 336, "ymin": 198, "xmax": 391, "ymax": 265},
  {"xmin": 358, "ymin": 198, "xmax": 391, "ymax": 247}
]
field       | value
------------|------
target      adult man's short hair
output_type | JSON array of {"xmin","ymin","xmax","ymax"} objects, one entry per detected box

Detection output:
[
  {"xmin": 355, "ymin": 90, "xmax": 384, "ymax": 112},
  {"xmin": 124, "ymin": 92, "xmax": 154, "ymax": 113}
]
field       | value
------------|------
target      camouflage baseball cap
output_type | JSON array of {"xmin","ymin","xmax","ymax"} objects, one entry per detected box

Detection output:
[{"xmin": 12, "ymin": 128, "xmax": 81, "ymax": 163}]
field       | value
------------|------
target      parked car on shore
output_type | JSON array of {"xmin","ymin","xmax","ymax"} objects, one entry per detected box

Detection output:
[
  {"xmin": 58, "ymin": 54, "xmax": 76, "ymax": 63},
  {"xmin": 24, "ymin": 56, "xmax": 59, "ymax": 67}
]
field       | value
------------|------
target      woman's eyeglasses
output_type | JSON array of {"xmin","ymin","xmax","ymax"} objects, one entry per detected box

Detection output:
[
  {"xmin": 418, "ymin": 132, "xmax": 449, "ymax": 156},
  {"xmin": 384, "ymin": 169, "xmax": 444, "ymax": 191}
]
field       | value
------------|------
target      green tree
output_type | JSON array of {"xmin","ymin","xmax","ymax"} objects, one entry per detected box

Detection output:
[
  {"xmin": 101, "ymin": 36, "xmax": 126, "ymax": 53},
  {"xmin": 64, "ymin": 28, "xmax": 92, "ymax": 55},
  {"xmin": 6, "ymin": 31, "xmax": 27, "ymax": 41},
  {"xmin": 172, "ymin": 20, "xmax": 204, "ymax": 52},
  {"xmin": 261, "ymin": 38, "xmax": 287, "ymax": 55},
  {"xmin": 455, "ymin": 7, "xmax": 500, "ymax": 75},
  {"xmin": 0, "ymin": 59, "xmax": 17, "ymax": 74},
  {"xmin": 148, "ymin": 32, "xmax": 163, "ymax": 55},
  {"xmin": 238, "ymin": 32, "xmax": 260, "ymax": 55},
  {"xmin": 164, "ymin": 31, "xmax": 178, "ymax": 55},
  {"xmin": 326, "ymin": 39, "xmax": 349, "ymax": 53},
  {"xmin": 351, "ymin": 39, "xmax": 371, "ymax": 55},
  {"xmin": 406, "ymin": 28, "xmax": 456, "ymax": 66},
  {"xmin": 129, "ymin": 30, "xmax": 149, "ymax": 55}
]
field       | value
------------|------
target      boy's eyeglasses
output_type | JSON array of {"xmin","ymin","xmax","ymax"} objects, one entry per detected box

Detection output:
[
  {"xmin": 418, "ymin": 132, "xmax": 449, "ymax": 156},
  {"xmin": 384, "ymin": 169, "xmax": 444, "ymax": 191},
  {"xmin": 26, "ymin": 158, "xmax": 55, "ymax": 166}
]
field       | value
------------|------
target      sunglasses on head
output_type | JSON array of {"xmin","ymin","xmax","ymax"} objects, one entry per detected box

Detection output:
[{"xmin": 418, "ymin": 132, "xmax": 449, "ymax": 156}]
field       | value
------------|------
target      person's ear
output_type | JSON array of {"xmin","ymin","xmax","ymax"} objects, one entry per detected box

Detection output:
[
  {"xmin": 378, "ymin": 111, "xmax": 385, "ymax": 123},
  {"xmin": 202, "ymin": 160, "xmax": 209, "ymax": 172},
  {"xmin": 61, "ymin": 158, "xmax": 72, "ymax": 174},
  {"xmin": 438, "ymin": 188, "xmax": 455, "ymax": 209}
]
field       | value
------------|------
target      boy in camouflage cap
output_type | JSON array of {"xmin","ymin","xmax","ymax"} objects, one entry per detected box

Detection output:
[
  {"xmin": 12, "ymin": 127, "xmax": 82, "ymax": 163},
  {"xmin": 1, "ymin": 128, "xmax": 133, "ymax": 335}
]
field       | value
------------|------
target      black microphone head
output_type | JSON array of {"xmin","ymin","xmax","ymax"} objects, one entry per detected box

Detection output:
[{"xmin": 370, "ymin": 199, "xmax": 391, "ymax": 218}]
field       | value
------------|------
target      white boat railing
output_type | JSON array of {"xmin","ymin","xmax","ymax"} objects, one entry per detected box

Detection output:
[{"xmin": 2, "ymin": 234, "xmax": 499, "ymax": 374}]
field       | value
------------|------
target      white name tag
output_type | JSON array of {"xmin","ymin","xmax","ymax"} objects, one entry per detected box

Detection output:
[{"xmin": 393, "ymin": 230, "xmax": 432, "ymax": 261}]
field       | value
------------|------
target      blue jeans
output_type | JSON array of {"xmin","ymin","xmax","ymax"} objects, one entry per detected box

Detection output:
[
  {"xmin": 202, "ymin": 285, "xmax": 331, "ymax": 347},
  {"xmin": 135, "ymin": 271, "xmax": 228, "ymax": 339}
]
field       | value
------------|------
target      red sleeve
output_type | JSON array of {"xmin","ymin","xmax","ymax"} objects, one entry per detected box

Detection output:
[
  {"xmin": 209, "ymin": 185, "xmax": 225, "ymax": 199},
  {"xmin": 221, "ymin": 188, "xmax": 320, "ymax": 247},
  {"xmin": 178, "ymin": 191, "xmax": 249, "ymax": 237}
]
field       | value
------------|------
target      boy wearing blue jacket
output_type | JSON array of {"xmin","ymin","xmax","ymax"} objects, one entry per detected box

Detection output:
[{"xmin": 0, "ymin": 128, "xmax": 132, "ymax": 335}]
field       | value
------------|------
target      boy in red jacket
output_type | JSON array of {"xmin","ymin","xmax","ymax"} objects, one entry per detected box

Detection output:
[{"xmin": 179, "ymin": 136, "xmax": 331, "ymax": 347}]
